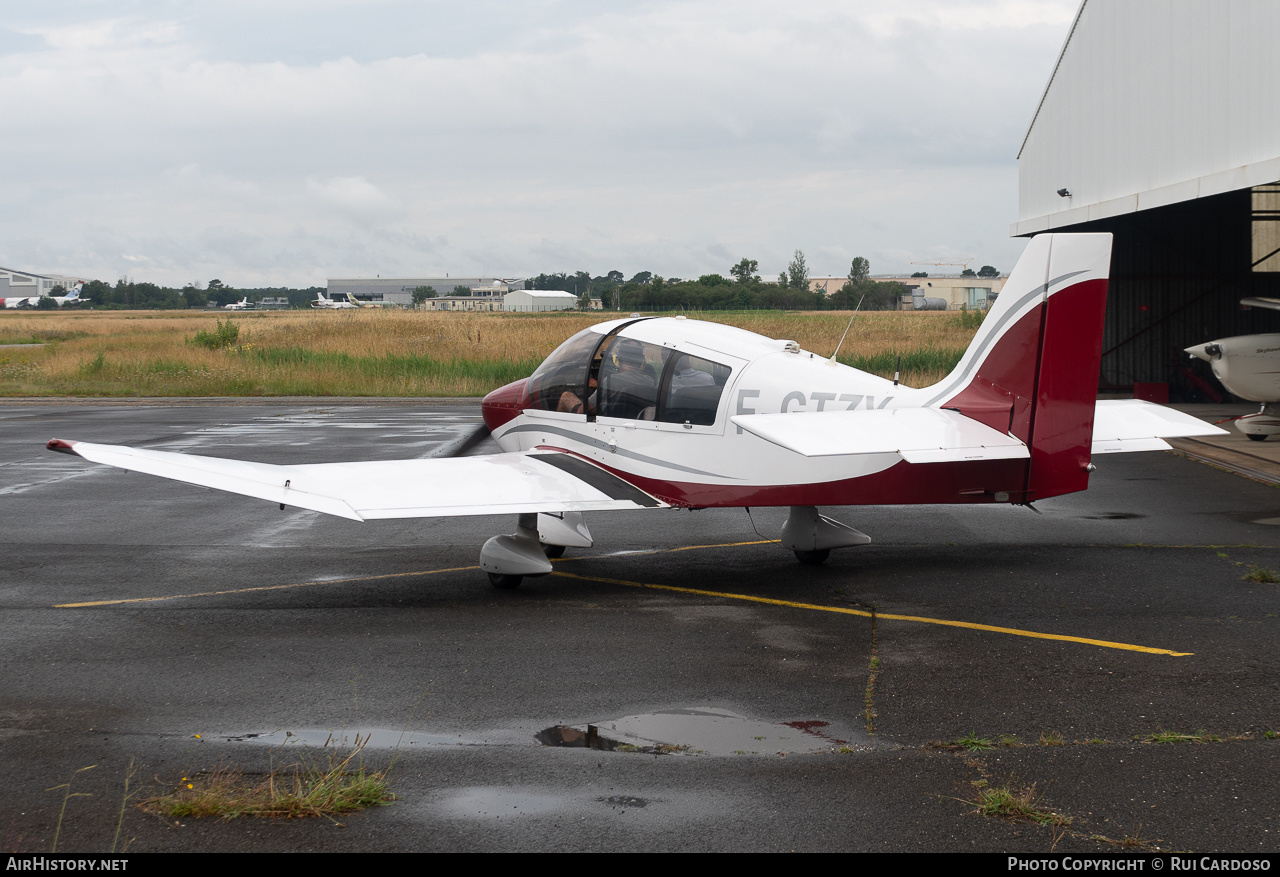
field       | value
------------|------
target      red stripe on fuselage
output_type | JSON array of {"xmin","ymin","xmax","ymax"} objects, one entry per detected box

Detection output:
[{"xmin": 534, "ymin": 446, "xmax": 1029, "ymax": 509}]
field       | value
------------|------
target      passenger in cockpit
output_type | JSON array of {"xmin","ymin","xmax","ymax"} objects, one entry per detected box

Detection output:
[{"xmin": 599, "ymin": 340, "xmax": 658, "ymax": 419}]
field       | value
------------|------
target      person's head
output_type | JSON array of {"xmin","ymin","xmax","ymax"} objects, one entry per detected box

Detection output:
[{"xmin": 615, "ymin": 340, "xmax": 645, "ymax": 371}]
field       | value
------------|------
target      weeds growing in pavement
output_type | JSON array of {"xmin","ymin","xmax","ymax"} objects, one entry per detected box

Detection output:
[
  {"xmin": 1242, "ymin": 564, "xmax": 1280, "ymax": 583},
  {"xmin": 964, "ymin": 778, "xmax": 1071, "ymax": 827},
  {"xmin": 140, "ymin": 734, "xmax": 394, "ymax": 821}
]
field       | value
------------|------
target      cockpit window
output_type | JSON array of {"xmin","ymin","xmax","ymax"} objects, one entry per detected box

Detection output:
[
  {"xmin": 659, "ymin": 353, "xmax": 730, "ymax": 426},
  {"xmin": 526, "ymin": 324, "xmax": 732, "ymax": 426},
  {"xmin": 527, "ymin": 328, "xmax": 601, "ymax": 413},
  {"xmin": 597, "ymin": 338, "xmax": 672, "ymax": 419}
]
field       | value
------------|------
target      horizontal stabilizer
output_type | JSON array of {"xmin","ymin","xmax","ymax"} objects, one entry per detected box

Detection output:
[
  {"xmin": 1090, "ymin": 400, "xmax": 1227, "ymax": 454},
  {"xmin": 730, "ymin": 408, "xmax": 1029, "ymax": 463},
  {"xmin": 47, "ymin": 440, "xmax": 666, "ymax": 519},
  {"xmin": 1241, "ymin": 296, "xmax": 1280, "ymax": 312}
]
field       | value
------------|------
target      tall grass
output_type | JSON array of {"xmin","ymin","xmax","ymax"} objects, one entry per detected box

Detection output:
[
  {"xmin": 0, "ymin": 308, "xmax": 982, "ymax": 397},
  {"xmin": 141, "ymin": 736, "xmax": 393, "ymax": 820}
]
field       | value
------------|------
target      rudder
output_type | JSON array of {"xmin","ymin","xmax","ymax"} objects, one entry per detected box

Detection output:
[{"xmin": 922, "ymin": 233, "xmax": 1113, "ymax": 501}]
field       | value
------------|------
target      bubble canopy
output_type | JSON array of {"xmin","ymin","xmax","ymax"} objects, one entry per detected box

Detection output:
[{"xmin": 525, "ymin": 319, "xmax": 730, "ymax": 426}]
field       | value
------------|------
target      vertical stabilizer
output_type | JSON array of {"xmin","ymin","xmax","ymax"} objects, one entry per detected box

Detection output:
[{"xmin": 921, "ymin": 233, "xmax": 1112, "ymax": 501}]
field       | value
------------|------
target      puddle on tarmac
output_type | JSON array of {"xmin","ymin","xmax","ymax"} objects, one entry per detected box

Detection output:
[
  {"xmin": 216, "ymin": 709, "xmax": 871, "ymax": 757},
  {"xmin": 219, "ymin": 727, "xmax": 469, "ymax": 749},
  {"xmin": 537, "ymin": 707, "xmax": 868, "ymax": 756},
  {"xmin": 438, "ymin": 787, "xmax": 573, "ymax": 818},
  {"xmin": 432, "ymin": 787, "xmax": 665, "ymax": 820}
]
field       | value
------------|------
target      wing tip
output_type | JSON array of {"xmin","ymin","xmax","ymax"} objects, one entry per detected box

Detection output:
[{"xmin": 47, "ymin": 438, "xmax": 79, "ymax": 455}]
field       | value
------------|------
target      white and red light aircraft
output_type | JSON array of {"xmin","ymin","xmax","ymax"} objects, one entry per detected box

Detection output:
[{"xmin": 47, "ymin": 234, "xmax": 1222, "ymax": 587}]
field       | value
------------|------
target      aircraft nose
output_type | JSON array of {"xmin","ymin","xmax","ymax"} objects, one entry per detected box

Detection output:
[
  {"xmin": 1185, "ymin": 342, "xmax": 1220, "ymax": 362},
  {"xmin": 482, "ymin": 378, "xmax": 529, "ymax": 431}
]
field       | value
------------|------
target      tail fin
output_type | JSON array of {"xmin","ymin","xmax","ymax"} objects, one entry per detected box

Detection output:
[{"xmin": 920, "ymin": 233, "xmax": 1113, "ymax": 501}]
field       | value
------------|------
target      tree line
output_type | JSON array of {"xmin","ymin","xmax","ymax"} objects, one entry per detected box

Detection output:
[
  {"xmin": 528, "ymin": 253, "xmax": 931, "ymax": 312},
  {"xmin": 75, "ymin": 279, "xmax": 324, "ymax": 309},
  {"xmin": 62, "ymin": 251, "xmax": 1001, "ymax": 312}
]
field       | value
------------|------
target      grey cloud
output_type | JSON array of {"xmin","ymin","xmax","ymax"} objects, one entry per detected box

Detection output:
[{"xmin": 0, "ymin": 1, "xmax": 1073, "ymax": 285}]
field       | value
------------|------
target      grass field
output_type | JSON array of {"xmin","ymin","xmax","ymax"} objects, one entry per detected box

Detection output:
[{"xmin": 0, "ymin": 308, "xmax": 981, "ymax": 397}]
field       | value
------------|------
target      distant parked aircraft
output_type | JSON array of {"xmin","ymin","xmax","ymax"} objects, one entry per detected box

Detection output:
[
  {"xmin": 1, "ymin": 281, "xmax": 87, "ymax": 309},
  {"xmin": 311, "ymin": 292, "xmax": 357, "ymax": 309},
  {"xmin": 312, "ymin": 292, "xmax": 394, "ymax": 309},
  {"xmin": 223, "ymin": 297, "xmax": 255, "ymax": 310}
]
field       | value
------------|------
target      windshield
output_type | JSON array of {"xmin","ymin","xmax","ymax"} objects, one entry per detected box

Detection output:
[{"xmin": 526, "ymin": 328, "xmax": 602, "ymax": 413}]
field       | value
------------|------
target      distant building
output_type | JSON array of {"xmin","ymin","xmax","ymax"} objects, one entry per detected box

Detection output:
[
  {"xmin": 418, "ymin": 296, "xmax": 504, "ymax": 312},
  {"xmin": 0, "ymin": 267, "xmax": 91, "ymax": 298},
  {"xmin": 327, "ymin": 276, "xmax": 525, "ymax": 307},
  {"xmin": 809, "ymin": 274, "xmax": 1007, "ymax": 310},
  {"xmin": 502, "ymin": 290, "xmax": 580, "ymax": 313}
]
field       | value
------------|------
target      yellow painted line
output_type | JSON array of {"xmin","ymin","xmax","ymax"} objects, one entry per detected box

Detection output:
[
  {"xmin": 55, "ymin": 566, "xmax": 480, "ymax": 608},
  {"xmin": 55, "ymin": 538, "xmax": 1191, "ymax": 657},
  {"xmin": 53, "ymin": 539, "xmax": 771, "ymax": 608},
  {"xmin": 550, "ymin": 570, "xmax": 1193, "ymax": 657}
]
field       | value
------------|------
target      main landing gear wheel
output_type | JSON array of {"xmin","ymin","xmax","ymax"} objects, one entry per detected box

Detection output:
[
  {"xmin": 1248, "ymin": 433, "xmax": 1268, "ymax": 442},
  {"xmin": 794, "ymin": 549, "xmax": 830, "ymax": 566},
  {"xmin": 488, "ymin": 573, "xmax": 524, "ymax": 589},
  {"xmin": 541, "ymin": 543, "xmax": 566, "ymax": 558}
]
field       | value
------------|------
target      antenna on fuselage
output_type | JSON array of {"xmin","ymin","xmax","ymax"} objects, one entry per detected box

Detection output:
[{"xmin": 829, "ymin": 295, "xmax": 865, "ymax": 364}]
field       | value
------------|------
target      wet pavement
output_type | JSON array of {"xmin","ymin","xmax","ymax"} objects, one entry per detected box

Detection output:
[{"xmin": 1, "ymin": 400, "xmax": 1279, "ymax": 852}]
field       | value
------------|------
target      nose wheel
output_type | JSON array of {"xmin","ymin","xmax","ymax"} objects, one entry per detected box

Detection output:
[
  {"xmin": 488, "ymin": 573, "xmax": 524, "ymax": 589},
  {"xmin": 793, "ymin": 549, "xmax": 830, "ymax": 565}
]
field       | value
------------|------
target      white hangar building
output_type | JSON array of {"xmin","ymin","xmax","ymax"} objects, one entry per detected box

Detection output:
[
  {"xmin": 502, "ymin": 290, "xmax": 580, "ymax": 312},
  {"xmin": 1014, "ymin": 0, "xmax": 1280, "ymax": 399}
]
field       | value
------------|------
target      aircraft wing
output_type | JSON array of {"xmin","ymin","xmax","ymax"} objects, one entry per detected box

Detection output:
[
  {"xmin": 730, "ymin": 408, "xmax": 1030, "ymax": 463},
  {"xmin": 1241, "ymin": 296, "xmax": 1280, "ymax": 312},
  {"xmin": 1090, "ymin": 399, "xmax": 1228, "ymax": 453},
  {"xmin": 46, "ymin": 440, "xmax": 666, "ymax": 520}
]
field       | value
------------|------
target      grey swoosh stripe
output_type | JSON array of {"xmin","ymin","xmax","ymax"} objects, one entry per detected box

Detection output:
[
  {"xmin": 921, "ymin": 269, "xmax": 1088, "ymax": 407},
  {"xmin": 496, "ymin": 423, "xmax": 734, "ymax": 480},
  {"xmin": 530, "ymin": 453, "xmax": 664, "ymax": 507}
]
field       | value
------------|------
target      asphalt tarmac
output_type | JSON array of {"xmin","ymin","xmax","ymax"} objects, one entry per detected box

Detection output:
[{"xmin": 2, "ymin": 401, "xmax": 1278, "ymax": 853}]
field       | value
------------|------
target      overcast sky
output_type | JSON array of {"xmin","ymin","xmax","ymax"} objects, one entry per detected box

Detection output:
[{"xmin": 0, "ymin": 1, "xmax": 1079, "ymax": 288}]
